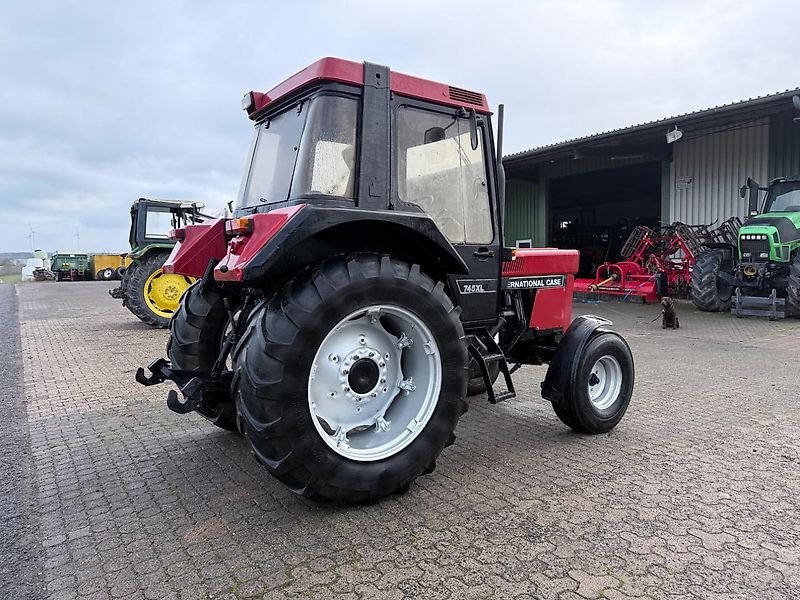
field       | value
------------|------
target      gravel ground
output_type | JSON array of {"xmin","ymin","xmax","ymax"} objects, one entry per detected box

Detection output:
[{"xmin": 3, "ymin": 281, "xmax": 800, "ymax": 600}]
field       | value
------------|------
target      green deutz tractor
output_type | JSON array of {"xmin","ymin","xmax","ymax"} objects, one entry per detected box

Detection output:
[
  {"xmin": 691, "ymin": 176, "xmax": 800, "ymax": 318},
  {"xmin": 111, "ymin": 199, "xmax": 206, "ymax": 327}
]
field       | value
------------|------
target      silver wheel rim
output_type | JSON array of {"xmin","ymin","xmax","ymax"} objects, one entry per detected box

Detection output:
[
  {"xmin": 308, "ymin": 304, "xmax": 442, "ymax": 462},
  {"xmin": 587, "ymin": 355, "xmax": 623, "ymax": 411}
]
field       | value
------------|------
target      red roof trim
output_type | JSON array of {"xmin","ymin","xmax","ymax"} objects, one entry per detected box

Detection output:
[{"xmin": 247, "ymin": 57, "xmax": 490, "ymax": 118}]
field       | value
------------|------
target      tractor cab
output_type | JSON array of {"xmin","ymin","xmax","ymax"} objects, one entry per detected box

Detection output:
[
  {"xmin": 129, "ymin": 198, "xmax": 207, "ymax": 259},
  {"xmin": 229, "ymin": 59, "xmax": 501, "ymax": 326}
]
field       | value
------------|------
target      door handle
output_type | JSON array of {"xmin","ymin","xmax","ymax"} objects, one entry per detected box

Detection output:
[{"xmin": 473, "ymin": 248, "xmax": 494, "ymax": 259}]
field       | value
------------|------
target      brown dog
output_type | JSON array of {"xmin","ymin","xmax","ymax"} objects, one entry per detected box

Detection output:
[{"xmin": 661, "ymin": 296, "xmax": 680, "ymax": 329}]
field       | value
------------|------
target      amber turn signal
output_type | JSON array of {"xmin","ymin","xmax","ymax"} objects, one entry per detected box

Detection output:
[{"xmin": 225, "ymin": 217, "xmax": 254, "ymax": 236}]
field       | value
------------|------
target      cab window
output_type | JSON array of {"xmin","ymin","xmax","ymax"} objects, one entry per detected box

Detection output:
[{"xmin": 395, "ymin": 106, "xmax": 493, "ymax": 244}]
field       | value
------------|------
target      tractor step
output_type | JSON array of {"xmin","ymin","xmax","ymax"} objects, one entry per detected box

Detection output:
[
  {"xmin": 467, "ymin": 335, "xmax": 517, "ymax": 404},
  {"xmin": 731, "ymin": 287, "xmax": 785, "ymax": 320},
  {"xmin": 492, "ymin": 391, "xmax": 516, "ymax": 403}
]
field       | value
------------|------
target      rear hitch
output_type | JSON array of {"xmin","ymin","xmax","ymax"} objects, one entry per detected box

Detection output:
[
  {"xmin": 135, "ymin": 358, "xmax": 173, "ymax": 386},
  {"xmin": 136, "ymin": 358, "xmax": 233, "ymax": 415}
]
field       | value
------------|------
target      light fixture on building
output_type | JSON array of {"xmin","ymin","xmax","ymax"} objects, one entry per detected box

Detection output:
[{"xmin": 666, "ymin": 126, "xmax": 683, "ymax": 144}]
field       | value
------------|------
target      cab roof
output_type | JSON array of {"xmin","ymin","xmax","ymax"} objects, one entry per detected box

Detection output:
[{"xmin": 244, "ymin": 57, "xmax": 490, "ymax": 119}]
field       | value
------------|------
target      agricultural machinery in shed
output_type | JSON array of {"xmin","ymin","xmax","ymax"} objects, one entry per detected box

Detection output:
[
  {"xmin": 691, "ymin": 176, "xmax": 800, "ymax": 319},
  {"xmin": 575, "ymin": 218, "xmax": 741, "ymax": 302},
  {"xmin": 136, "ymin": 58, "xmax": 635, "ymax": 504}
]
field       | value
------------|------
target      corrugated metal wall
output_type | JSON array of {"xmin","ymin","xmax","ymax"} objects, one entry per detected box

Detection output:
[
  {"xmin": 504, "ymin": 180, "xmax": 546, "ymax": 246},
  {"xmin": 670, "ymin": 118, "xmax": 770, "ymax": 224},
  {"xmin": 769, "ymin": 111, "xmax": 800, "ymax": 179}
]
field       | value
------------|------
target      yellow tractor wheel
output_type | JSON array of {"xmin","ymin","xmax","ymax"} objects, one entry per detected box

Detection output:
[
  {"xmin": 143, "ymin": 269, "xmax": 193, "ymax": 319},
  {"xmin": 123, "ymin": 251, "xmax": 194, "ymax": 328}
]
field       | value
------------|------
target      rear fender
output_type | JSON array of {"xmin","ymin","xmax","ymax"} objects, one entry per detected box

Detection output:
[
  {"xmin": 215, "ymin": 205, "xmax": 468, "ymax": 283},
  {"xmin": 162, "ymin": 219, "xmax": 227, "ymax": 278},
  {"xmin": 540, "ymin": 315, "xmax": 613, "ymax": 404}
]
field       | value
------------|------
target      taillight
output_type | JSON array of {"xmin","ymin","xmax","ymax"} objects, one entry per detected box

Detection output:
[
  {"xmin": 169, "ymin": 228, "xmax": 185, "ymax": 242},
  {"xmin": 225, "ymin": 217, "xmax": 254, "ymax": 237}
]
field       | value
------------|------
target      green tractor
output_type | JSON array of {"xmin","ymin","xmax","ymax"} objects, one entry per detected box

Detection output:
[
  {"xmin": 691, "ymin": 176, "xmax": 800, "ymax": 319},
  {"xmin": 111, "ymin": 198, "xmax": 208, "ymax": 327}
]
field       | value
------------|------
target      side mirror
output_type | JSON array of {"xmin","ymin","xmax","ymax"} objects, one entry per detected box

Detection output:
[
  {"xmin": 227, "ymin": 200, "xmax": 234, "ymax": 214},
  {"xmin": 745, "ymin": 177, "xmax": 760, "ymax": 216},
  {"xmin": 739, "ymin": 186, "xmax": 747, "ymax": 199},
  {"xmin": 424, "ymin": 127, "xmax": 446, "ymax": 144},
  {"xmin": 468, "ymin": 109, "xmax": 479, "ymax": 151}
]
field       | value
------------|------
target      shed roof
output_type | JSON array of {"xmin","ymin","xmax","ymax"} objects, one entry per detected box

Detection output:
[{"xmin": 504, "ymin": 87, "xmax": 800, "ymax": 172}]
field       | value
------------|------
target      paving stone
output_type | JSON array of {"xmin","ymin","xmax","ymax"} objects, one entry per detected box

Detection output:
[{"xmin": 9, "ymin": 283, "xmax": 800, "ymax": 599}]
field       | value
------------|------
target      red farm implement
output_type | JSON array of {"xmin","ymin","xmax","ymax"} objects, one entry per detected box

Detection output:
[{"xmin": 575, "ymin": 218, "xmax": 741, "ymax": 303}]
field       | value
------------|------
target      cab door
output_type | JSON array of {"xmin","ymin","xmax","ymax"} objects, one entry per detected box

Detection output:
[{"xmin": 393, "ymin": 105, "xmax": 500, "ymax": 326}]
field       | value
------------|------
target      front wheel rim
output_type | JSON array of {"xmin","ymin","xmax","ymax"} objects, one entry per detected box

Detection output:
[
  {"xmin": 308, "ymin": 304, "xmax": 442, "ymax": 462},
  {"xmin": 587, "ymin": 355, "xmax": 623, "ymax": 411}
]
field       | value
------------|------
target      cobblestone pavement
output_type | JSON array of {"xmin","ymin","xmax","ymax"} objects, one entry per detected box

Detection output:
[{"xmin": 6, "ymin": 282, "xmax": 800, "ymax": 600}]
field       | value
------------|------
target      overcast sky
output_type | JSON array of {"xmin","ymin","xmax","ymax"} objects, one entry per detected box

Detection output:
[{"xmin": 1, "ymin": 0, "xmax": 799, "ymax": 253}]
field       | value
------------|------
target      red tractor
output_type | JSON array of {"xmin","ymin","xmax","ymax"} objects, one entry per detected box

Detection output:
[{"xmin": 137, "ymin": 59, "xmax": 635, "ymax": 504}]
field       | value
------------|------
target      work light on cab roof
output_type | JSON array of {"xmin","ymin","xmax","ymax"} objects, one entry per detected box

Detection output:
[{"xmin": 137, "ymin": 57, "xmax": 636, "ymax": 505}]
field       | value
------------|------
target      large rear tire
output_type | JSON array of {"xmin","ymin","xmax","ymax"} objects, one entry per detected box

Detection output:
[
  {"xmin": 552, "ymin": 332, "xmax": 634, "ymax": 434},
  {"xmin": 787, "ymin": 254, "xmax": 800, "ymax": 318},
  {"xmin": 124, "ymin": 252, "xmax": 194, "ymax": 328},
  {"xmin": 691, "ymin": 249, "xmax": 733, "ymax": 312},
  {"xmin": 233, "ymin": 254, "xmax": 468, "ymax": 504},
  {"xmin": 168, "ymin": 282, "xmax": 239, "ymax": 431}
]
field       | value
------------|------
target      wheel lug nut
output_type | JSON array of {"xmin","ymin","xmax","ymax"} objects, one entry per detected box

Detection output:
[
  {"xmin": 368, "ymin": 352, "xmax": 374, "ymax": 358},
  {"xmin": 344, "ymin": 387, "xmax": 350, "ymax": 392},
  {"xmin": 343, "ymin": 369, "xmax": 349, "ymax": 375},
  {"xmin": 329, "ymin": 354, "xmax": 338, "ymax": 362},
  {"xmin": 380, "ymin": 378, "xmax": 386, "ymax": 384},
  {"xmin": 379, "ymin": 362, "xmax": 385, "ymax": 368}
]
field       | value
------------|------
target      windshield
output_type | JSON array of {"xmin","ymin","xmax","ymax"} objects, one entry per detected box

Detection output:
[
  {"xmin": 236, "ymin": 95, "xmax": 358, "ymax": 209},
  {"xmin": 765, "ymin": 182, "xmax": 800, "ymax": 213}
]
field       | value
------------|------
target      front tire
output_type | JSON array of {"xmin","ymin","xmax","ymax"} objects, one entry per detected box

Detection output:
[
  {"xmin": 168, "ymin": 282, "xmax": 239, "ymax": 431},
  {"xmin": 234, "ymin": 254, "xmax": 468, "ymax": 504},
  {"xmin": 691, "ymin": 249, "xmax": 733, "ymax": 312},
  {"xmin": 552, "ymin": 332, "xmax": 634, "ymax": 434}
]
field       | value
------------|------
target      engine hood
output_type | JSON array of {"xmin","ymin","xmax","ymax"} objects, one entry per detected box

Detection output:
[{"xmin": 741, "ymin": 213, "xmax": 800, "ymax": 243}]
